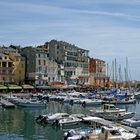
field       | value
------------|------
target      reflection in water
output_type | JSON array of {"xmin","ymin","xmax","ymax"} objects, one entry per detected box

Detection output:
[{"xmin": 0, "ymin": 100, "xmax": 140, "ymax": 139}]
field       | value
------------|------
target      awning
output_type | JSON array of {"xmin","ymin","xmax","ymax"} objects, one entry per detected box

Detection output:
[
  {"xmin": 36, "ymin": 85, "xmax": 63, "ymax": 89},
  {"xmin": 22, "ymin": 84, "xmax": 34, "ymax": 89},
  {"xmin": 48, "ymin": 81, "xmax": 65, "ymax": 86},
  {"xmin": 0, "ymin": 85, "xmax": 8, "ymax": 89},
  {"xmin": 8, "ymin": 85, "xmax": 22, "ymax": 90},
  {"xmin": 36, "ymin": 86, "xmax": 51, "ymax": 89}
]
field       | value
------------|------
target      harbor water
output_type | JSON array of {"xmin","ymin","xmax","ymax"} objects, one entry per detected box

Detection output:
[{"xmin": 0, "ymin": 100, "xmax": 140, "ymax": 140}]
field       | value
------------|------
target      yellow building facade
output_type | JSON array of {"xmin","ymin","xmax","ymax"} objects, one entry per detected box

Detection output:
[{"xmin": 9, "ymin": 53, "xmax": 25, "ymax": 84}]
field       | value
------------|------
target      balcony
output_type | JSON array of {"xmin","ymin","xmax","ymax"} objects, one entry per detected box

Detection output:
[{"xmin": 93, "ymin": 72, "xmax": 107, "ymax": 78}]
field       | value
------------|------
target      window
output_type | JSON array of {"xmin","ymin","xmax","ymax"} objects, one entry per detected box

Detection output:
[
  {"xmin": 9, "ymin": 70, "xmax": 13, "ymax": 74},
  {"xmin": 5, "ymin": 56, "xmax": 7, "ymax": 59},
  {"xmin": 44, "ymin": 74, "xmax": 48, "ymax": 77},
  {"xmin": 8, "ymin": 62, "xmax": 12, "ymax": 67},
  {"xmin": 2, "ymin": 70, "xmax": 6, "ymax": 74},
  {"xmin": 2, "ymin": 77, "xmax": 6, "ymax": 81},
  {"xmin": 52, "ymin": 77, "xmax": 55, "ymax": 81},
  {"xmin": 48, "ymin": 77, "xmax": 50, "ymax": 82},
  {"xmin": 38, "ymin": 54, "xmax": 40, "ymax": 58},
  {"xmin": 38, "ymin": 60, "xmax": 41, "ymax": 65},
  {"xmin": 2, "ymin": 62, "xmax": 7, "ymax": 67},
  {"xmin": 44, "ymin": 60, "xmax": 46, "ymax": 65}
]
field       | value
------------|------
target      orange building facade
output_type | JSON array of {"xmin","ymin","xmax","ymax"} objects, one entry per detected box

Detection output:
[
  {"xmin": 89, "ymin": 58, "xmax": 109, "ymax": 87},
  {"xmin": 0, "ymin": 53, "xmax": 14, "ymax": 83}
]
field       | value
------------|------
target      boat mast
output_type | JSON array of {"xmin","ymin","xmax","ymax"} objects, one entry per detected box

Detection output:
[
  {"xmin": 114, "ymin": 58, "xmax": 117, "ymax": 88},
  {"xmin": 106, "ymin": 63, "xmax": 109, "ymax": 77},
  {"xmin": 118, "ymin": 64, "xmax": 123, "ymax": 87},
  {"xmin": 125, "ymin": 56, "xmax": 130, "ymax": 88},
  {"xmin": 112, "ymin": 60, "xmax": 114, "ymax": 84}
]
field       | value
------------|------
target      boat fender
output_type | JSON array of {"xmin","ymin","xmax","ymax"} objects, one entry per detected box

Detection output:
[
  {"xmin": 52, "ymin": 119, "xmax": 59, "ymax": 126},
  {"xmin": 52, "ymin": 120, "xmax": 56, "ymax": 126},
  {"xmin": 70, "ymin": 100, "xmax": 74, "ymax": 105},
  {"xmin": 40, "ymin": 117, "xmax": 47, "ymax": 124},
  {"xmin": 63, "ymin": 131, "xmax": 71, "ymax": 140},
  {"xmin": 36, "ymin": 115, "xmax": 43, "ymax": 121},
  {"xmin": 82, "ymin": 101, "xmax": 86, "ymax": 107}
]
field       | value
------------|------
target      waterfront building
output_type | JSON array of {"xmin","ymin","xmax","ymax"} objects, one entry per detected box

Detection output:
[
  {"xmin": 0, "ymin": 52, "xmax": 14, "ymax": 83},
  {"xmin": 37, "ymin": 43, "xmax": 66, "ymax": 82},
  {"xmin": 9, "ymin": 53, "xmax": 25, "ymax": 84},
  {"xmin": 21, "ymin": 47, "xmax": 58, "ymax": 86},
  {"xmin": 48, "ymin": 40, "xmax": 89, "ymax": 85},
  {"xmin": 0, "ymin": 47, "xmax": 25, "ymax": 84},
  {"xmin": 89, "ymin": 58, "xmax": 109, "ymax": 87}
]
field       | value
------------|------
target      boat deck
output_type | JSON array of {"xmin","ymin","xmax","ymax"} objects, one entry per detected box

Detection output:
[{"xmin": 0, "ymin": 98, "xmax": 15, "ymax": 108}]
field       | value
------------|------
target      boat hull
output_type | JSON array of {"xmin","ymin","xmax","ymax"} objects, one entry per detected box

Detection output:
[
  {"xmin": 18, "ymin": 102, "xmax": 47, "ymax": 108},
  {"xmin": 104, "ymin": 112, "xmax": 135, "ymax": 121}
]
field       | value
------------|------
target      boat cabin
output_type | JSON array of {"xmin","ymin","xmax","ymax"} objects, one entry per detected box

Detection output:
[{"xmin": 103, "ymin": 104, "xmax": 117, "ymax": 110}]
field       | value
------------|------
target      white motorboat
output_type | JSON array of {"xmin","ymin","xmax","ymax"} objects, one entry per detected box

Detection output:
[
  {"xmin": 121, "ymin": 118, "xmax": 140, "ymax": 127},
  {"xmin": 17, "ymin": 98, "xmax": 47, "ymax": 108},
  {"xmin": 89, "ymin": 104, "xmax": 126, "ymax": 117},
  {"xmin": 57, "ymin": 116, "xmax": 82, "ymax": 127},
  {"xmin": 36, "ymin": 113, "xmax": 69, "ymax": 124}
]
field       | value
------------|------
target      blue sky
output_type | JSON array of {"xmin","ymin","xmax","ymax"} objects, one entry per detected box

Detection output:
[{"xmin": 0, "ymin": 0, "xmax": 140, "ymax": 80}]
